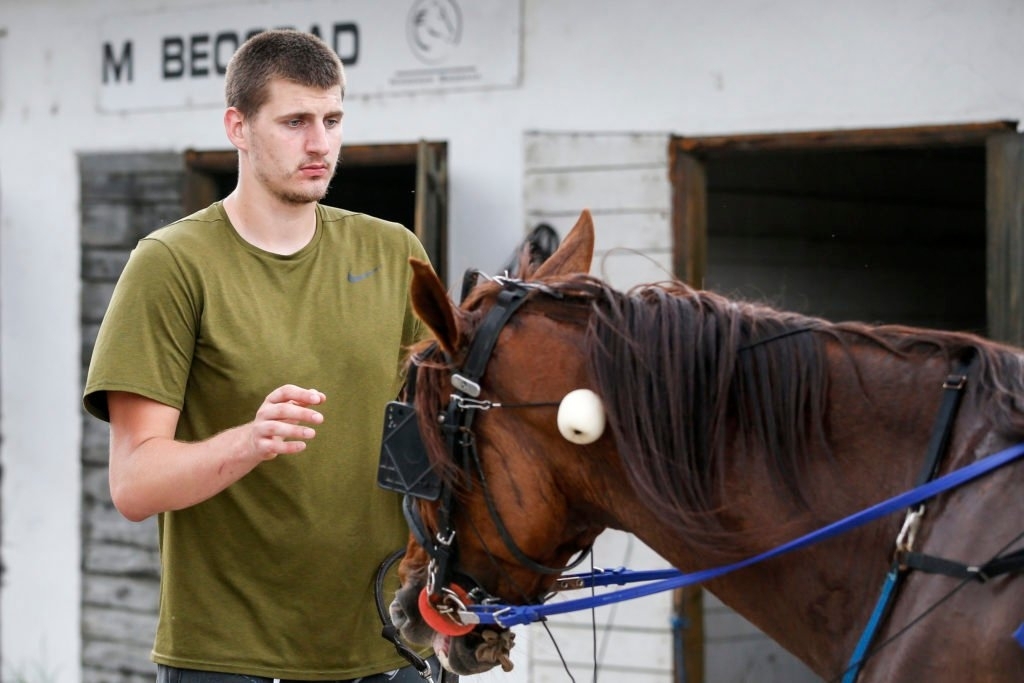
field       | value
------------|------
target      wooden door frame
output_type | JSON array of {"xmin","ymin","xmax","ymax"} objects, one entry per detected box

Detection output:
[
  {"xmin": 986, "ymin": 131, "xmax": 1024, "ymax": 345},
  {"xmin": 670, "ymin": 120, "xmax": 1020, "ymax": 341}
]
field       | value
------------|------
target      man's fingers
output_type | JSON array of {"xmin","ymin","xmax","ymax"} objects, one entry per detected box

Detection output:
[
  {"xmin": 257, "ymin": 389, "xmax": 326, "ymax": 425},
  {"xmin": 266, "ymin": 401, "xmax": 324, "ymax": 425},
  {"xmin": 255, "ymin": 420, "xmax": 317, "ymax": 441},
  {"xmin": 266, "ymin": 384, "xmax": 327, "ymax": 406},
  {"xmin": 252, "ymin": 385, "xmax": 328, "ymax": 460},
  {"xmin": 251, "ymin": 423, "xmax": 318, "ymax": 459}
]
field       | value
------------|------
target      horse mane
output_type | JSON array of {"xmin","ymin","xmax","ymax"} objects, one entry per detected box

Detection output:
[
  {"xmin": 577, "ymin": 275, "xmax": 1024, "ymax": 553},
  {"xmin": 411, "ymin": 272, "xmax": 1024, "ymax": 555}
]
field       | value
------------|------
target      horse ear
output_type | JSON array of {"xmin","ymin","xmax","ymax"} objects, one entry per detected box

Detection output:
[
  {"xmin": 409, "ymin": 258, "xmax": 462, "ymax": 355},
  {"xmin": 531, "ymin": 209, "xmax": 595, "ymax": 279}
]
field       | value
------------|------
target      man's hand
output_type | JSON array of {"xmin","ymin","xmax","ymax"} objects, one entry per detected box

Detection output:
[
  {"xmin": 108, "ymin": 385, "xmax": 329, "ymax": 521},
  {"xmin": 250, "ymin": 385, "xmax": 327, "ymax": 459}
]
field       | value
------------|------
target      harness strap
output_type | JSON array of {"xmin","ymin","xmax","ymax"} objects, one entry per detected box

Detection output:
[
  {"xmin": 403, "ymin": 495, "xmax": 434, "ymax": 552},
  {"xmin": 428, "ymin": 484, "xmax": 458, "ymax": 596},
  {"xmin": 843, "ymin": 567, "xmax": 901, "ymax": 683},
  {"xmin": 914, "ymin": 356, "xmax": 974, "ymax": 490},
  {"xmin": 842, "ymin": 353, "xmax": 974, "ymax": 683},
  {"xmin": 429, "ymin": 282, "xmax": 562, "ymax": 596},
  {"xmin": 464, "ymin": 436, "xmax": 594, "ymax": 576},
  {"xmin": 459, "ymin": 286, "xmax": 531, "ymax": 389},
  {"xmin": 430, "ymin": 290, "xmax": 524, "ymax": 594},
  {"xmin": 899, "ymin": 548, "xmax": 1024, "ymax": 582}
]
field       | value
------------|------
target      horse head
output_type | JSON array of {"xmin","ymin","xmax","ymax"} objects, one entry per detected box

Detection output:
[{"xmin": 388, "ymin": 210, "xmax": 622, "ymax": 674}]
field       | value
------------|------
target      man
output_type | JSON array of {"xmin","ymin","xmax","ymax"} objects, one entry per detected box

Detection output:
[{"xmin": 84, "ymin": 29, "xmax": 437, "ymax": 682}]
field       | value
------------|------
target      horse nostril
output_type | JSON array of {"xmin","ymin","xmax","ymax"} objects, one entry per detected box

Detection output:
[{"xmin": 389, "ymin": 600, "xmax": 407, "ymax": 625}]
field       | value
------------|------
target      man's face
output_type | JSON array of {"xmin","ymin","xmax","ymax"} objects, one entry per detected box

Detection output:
[{"xmin": 243, "ymin": 78, "xmax": 344, "ymax": 205}]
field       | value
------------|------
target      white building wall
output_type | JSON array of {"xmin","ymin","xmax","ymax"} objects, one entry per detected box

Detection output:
[
  {"xmin": 2, "ymin": 0, "xmax": 1024, "ymax": 680},
  {"xmin": 523, "ymin": 131, "xmax": 677, "ymax": 683}
]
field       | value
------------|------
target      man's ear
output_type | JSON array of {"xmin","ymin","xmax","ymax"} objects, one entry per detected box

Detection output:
[{"xmin": 224, "ymin": 107, "xmax": 247, "ymax": 151}]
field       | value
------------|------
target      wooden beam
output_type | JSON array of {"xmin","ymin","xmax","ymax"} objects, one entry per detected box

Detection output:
[
  {"xmin": 986, "ymin": 132, "xmax": 1024, "ymax": 345},
  {"xmin": 676, "ymin": 121, "xmax": 1017, "ymax": 155},
  {"xmin": 670, "ymin": 148, "xmax": 708, "ymax": 288},
  {"xmin": 674, "ymin": 585, "xmax": 704, "ymax": 683}
]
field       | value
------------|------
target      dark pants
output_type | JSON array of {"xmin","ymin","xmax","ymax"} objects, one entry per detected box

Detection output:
[{"xmin": 156, "ymin": 657, "xmax": 455, "ymax": 683}]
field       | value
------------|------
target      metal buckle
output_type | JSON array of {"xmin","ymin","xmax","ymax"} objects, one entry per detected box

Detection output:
[
  {"xmin": 437, "ymin": 586, "xmax": 469, "ymax": 614},
  {"xmin": 943, "ymin": 373, "xmax": 967, "ymax": 390},
  {"xmin": 895, "ymin": 506, "xmax": 925, "ymax": 567},
  {"xmin": 426, "ymin": 559, "xmax": 439, "ymax": 595},
  {"xmin": 455, "ymin": 609, "xmax": 482, "ymax": 625},
  {"xmin": 436, "ymin": 528, "xmax": 455, "ymax": 547},
  {"xmin": 490, "ymin": 606, "xmax": 513, "ymax": 629},
  {"xmin": 553, "ymin": 576, "xmax": 587, "ymax": 591},
  {"xmin": 452, "ymin": 396, "xmax": 498, "ymax": 411},
  {"xmin": 451, "ymin": 373, "xmax": 481, "ymax": 397}
]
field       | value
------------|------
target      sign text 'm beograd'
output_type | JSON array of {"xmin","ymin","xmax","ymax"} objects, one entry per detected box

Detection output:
[
  {"xmin": 98, "ymin": 1, "xmax": 522, "ymax": 112},
  {"xmin": 102, "ymin": 22, "xmax": 358, "ymax": 85}
]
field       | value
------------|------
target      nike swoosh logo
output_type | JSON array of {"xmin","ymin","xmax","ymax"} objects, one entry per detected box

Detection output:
[{"xmin": 347, "ymin": 266, "xmax": 381, "ymax": 283}]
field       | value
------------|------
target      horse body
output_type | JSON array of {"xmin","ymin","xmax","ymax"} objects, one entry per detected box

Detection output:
[{"xmin": 390, "ymin": 211, "xmax": 1024, "ymax": 680}]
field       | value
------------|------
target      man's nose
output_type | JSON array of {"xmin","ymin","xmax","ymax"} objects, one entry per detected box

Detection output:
[{"xmin": 306, "ymin": 124, "xmax": 330, "ymax": 155}]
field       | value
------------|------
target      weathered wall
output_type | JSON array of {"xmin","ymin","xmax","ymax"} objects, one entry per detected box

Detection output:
[{"xmin": 79, "ymin": 153, "xmax": 184, "ymax": 683}]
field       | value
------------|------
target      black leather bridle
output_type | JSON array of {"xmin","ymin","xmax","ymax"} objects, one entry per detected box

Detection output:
[{"xmin": 377, "ymin": 276, "xmax": 592, "ymax": 628}]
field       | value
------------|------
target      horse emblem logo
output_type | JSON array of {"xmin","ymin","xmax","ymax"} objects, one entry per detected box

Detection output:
[{"xmin": 406, "ymin": 0, "xmax": 462, "ymax": 64}]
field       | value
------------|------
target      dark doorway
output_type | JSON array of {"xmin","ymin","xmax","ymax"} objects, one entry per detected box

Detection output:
[
  {"xmin": 670, "ymin": 123, "xmax": 1017, "ymax": 335},
  {"xmin": 330, "ymin": 161, "xmax": 416, "ymax": 228},
  {"xmin": 703, "ymin": 145, "xmax": 987, "ymax": 332}
]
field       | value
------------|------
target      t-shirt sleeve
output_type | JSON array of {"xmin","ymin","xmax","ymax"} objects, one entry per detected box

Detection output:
[{"xmin": 83, "ymin": 237, "xmax": 200, "ymax": 422}]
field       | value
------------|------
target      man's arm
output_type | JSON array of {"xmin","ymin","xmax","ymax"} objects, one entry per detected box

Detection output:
[{"xmin": 107, "ymin": 385, "xmax": 326, "ymax": 522}]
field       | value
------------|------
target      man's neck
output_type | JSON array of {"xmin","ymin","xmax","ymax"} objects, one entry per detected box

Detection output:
[{"xmin": 222, "ymin": 188, "xmax": 318, "ymax": 256}]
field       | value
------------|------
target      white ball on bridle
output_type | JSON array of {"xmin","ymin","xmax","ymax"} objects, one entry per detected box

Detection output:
[{"xmin": 557, "ymin": 389, "xmax": 606, "ymax": 444}]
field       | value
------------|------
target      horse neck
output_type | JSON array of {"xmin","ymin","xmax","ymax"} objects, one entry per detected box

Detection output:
[{"xmin": 701, "ymin": 344, "xmax": 993, "ymax": 676}]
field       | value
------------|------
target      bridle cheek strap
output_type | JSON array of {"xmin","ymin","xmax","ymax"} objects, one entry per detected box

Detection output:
[{"xmin": 429, "ymin": 280, "xmax": 592, "ymax": 600}]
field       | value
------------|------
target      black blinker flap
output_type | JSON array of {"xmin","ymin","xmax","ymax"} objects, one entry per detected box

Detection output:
[{"xmin": 377, "ymin": 401, "xmax": 442, "ymax": 501}]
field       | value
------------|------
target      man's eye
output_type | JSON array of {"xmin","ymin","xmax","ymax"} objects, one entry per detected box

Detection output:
[{"xmin": 287, "ymin": 120, "xmax": 303, "ymax": 127}]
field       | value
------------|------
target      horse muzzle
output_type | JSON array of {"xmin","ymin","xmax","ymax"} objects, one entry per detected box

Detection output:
[{"xmin": 391, "ymin": 578, "xmax": 517, "ymax": 675}]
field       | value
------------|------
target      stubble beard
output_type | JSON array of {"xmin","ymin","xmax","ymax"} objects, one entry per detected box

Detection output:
[
  {"xmin": 250, "ymin": 140, "xmax": 340, "ymax": 206},
  {"xmin": 278, "ymin": 179, "xmax": 330, "ymax": 206},
  {"xmin": 262, "ymin": 160, "xmax": 338, "ymax": 206}
]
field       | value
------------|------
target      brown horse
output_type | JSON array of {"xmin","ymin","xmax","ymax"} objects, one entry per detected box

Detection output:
[{"xmin": 388, "ymin": 210, "xmax": 1024, "ymax": 680}]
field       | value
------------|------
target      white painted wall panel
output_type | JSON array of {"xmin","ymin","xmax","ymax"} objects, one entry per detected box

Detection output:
[
  {"xmin": 591, "ymin": 250, "xmax": 675, "ymax": 290},
  {"xmin": 525, "ymin": 131, "xmax": 669, "ymax": 169},
  {"xmin": 525, "ymin": 167, "xmax": 671, "ymax": 215},
  {"xmin": 523, "ymin": 211, "xmax": 672, "ymax": 254},
  {"xmin": 524, "ymin": 132, "xmax": 676, "ymax": 680},
  {"xmin": 527, "ymin": 530, "xmax": 676, "ymax": 682}
]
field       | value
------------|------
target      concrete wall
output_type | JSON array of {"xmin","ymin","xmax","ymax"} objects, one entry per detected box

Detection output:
[{"xmin": 2, "ymin": 0, "xmax": 1024, "ymax": 680}]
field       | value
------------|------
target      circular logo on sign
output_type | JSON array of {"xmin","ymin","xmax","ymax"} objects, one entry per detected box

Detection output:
[{"xmin": 407, "ymin": 0, "xmax": 462, "ymax": 64}]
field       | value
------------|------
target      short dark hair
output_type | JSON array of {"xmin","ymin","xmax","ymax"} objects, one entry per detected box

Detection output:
[{"xmin": 225, "ymin": 29, "xmax": 345, "ymax": 116}]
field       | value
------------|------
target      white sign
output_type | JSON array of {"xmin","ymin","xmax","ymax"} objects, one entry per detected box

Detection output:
[{"xmin": 98, "ymin": 0, "xmax": 522, "ymax": 112}]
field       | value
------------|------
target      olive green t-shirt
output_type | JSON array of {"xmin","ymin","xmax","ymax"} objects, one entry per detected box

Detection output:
[{"xmin": 84, "ymin": 202, "xmax": 431, "ymax": 679}]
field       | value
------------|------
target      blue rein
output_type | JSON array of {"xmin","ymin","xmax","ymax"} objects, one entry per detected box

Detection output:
[{"xmin": 458, "ymin": 440, "xmax": 1024, "ymax": 628}]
